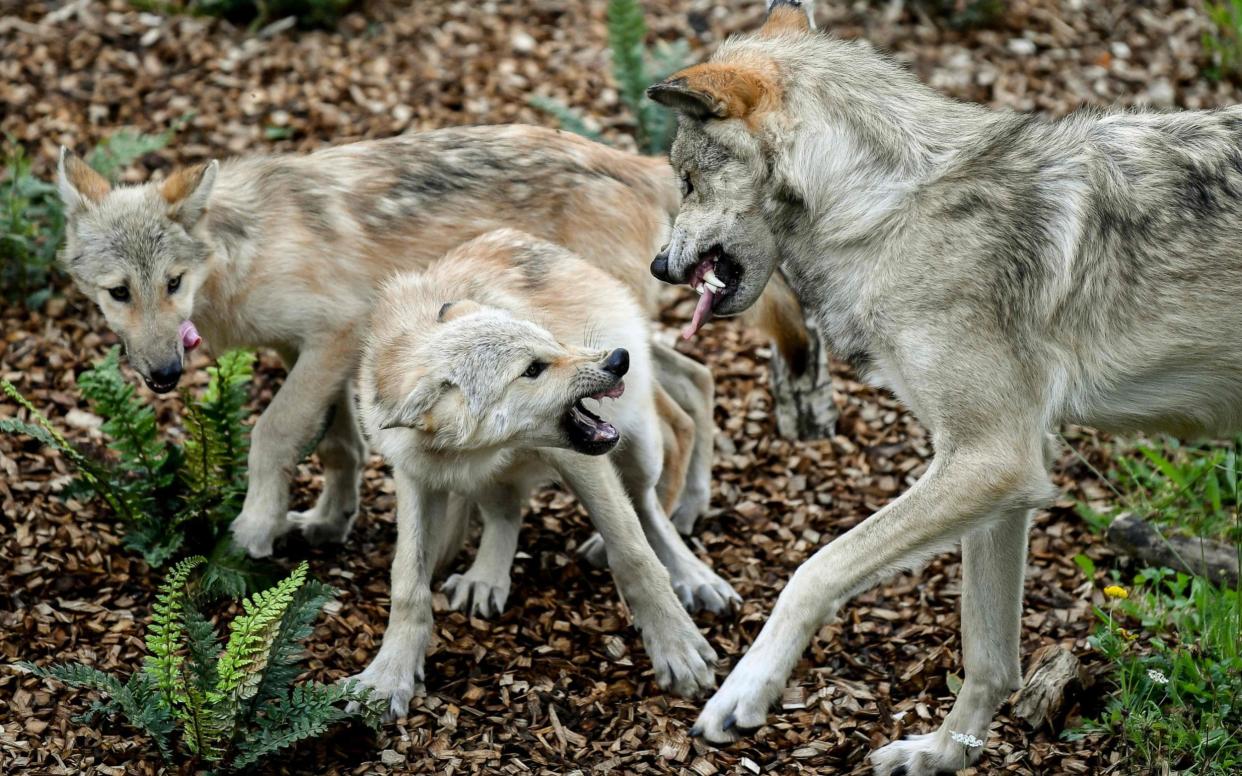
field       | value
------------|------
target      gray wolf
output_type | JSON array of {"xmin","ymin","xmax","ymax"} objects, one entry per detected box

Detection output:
[
  {"xmin": 353, "ymin": 228, "xmax": 737, "ymax": 717},
  {"xmin": 645, "ymin": 1, "xmax": 1242, "ymax": 772},
  {"xmin": 55, "ymin": 125, "xmax": 807, "ymax": 559}
]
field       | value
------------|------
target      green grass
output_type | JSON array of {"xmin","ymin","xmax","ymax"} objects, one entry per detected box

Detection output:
[{"xmin": 1070, "ymin": 437, "xmax": 1242, "ymax": 774}]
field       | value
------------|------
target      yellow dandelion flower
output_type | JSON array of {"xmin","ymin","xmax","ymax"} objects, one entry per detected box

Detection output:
[
  {"xmin": 1118, "ymin": 628, "xmax": 1138, "ymax": 642},
  {"xmin": 1103, "ymin": 585, "xmax": 1129, "ymax": 600}
]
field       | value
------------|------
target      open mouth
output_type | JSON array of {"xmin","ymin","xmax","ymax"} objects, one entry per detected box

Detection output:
[
  {"xmin": 683, "ymin": 246, "xmax": 742, "ymax": 339},
  {"xmin": 562, "ymin": 380, "xmax": 625, "ymax": 455}
]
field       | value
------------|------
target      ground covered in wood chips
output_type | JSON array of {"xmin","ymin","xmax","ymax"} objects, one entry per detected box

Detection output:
[{"xmin": 3, "ymin": 1, "xmax": 1237, "ymax": 774}]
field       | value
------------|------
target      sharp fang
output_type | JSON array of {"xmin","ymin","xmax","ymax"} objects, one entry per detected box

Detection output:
[
  {"xmin": 696, "ymin": 283, "xmax": 706, "ymax": 295},
  {"xmin": 704, "ymin": 269, "xmax": 724, "ymax": 288}
]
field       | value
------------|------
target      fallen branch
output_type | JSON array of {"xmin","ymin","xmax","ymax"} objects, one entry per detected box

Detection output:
[
  {"xmin": 1013, "ymin": 645, "xmax": 1087, "ymax": 729},
  {"xmin": 1106, "ymin": 512, "xmax": 1239, "ymax": 587}
]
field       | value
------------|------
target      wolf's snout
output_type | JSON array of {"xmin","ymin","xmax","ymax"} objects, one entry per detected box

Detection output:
[
  {"xmin": 651, "ymin": 250, "xmax": 673, "ymax": 283},
  {"xmin": 602, "ymin": 348, "xmax": 629, "ymax": 377},
  {"xmin": 146, "ymin": 359, "xmax": 183, "ymax": 393}
]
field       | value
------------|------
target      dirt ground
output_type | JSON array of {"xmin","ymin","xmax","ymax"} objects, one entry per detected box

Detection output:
[{"xmin": 3, "ymin": 1, "xmax": 1237, "ymax": 774}]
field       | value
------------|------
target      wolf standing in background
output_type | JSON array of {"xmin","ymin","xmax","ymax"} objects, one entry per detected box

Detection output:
[
  {"xmin": 646, "ymin": 1, "xmax": 1242, "ymax": 773},
  {"xmin": 55, "ymin": 125, "xmax": 808, "ymax": 560},
  {"xmin": 354, "ymin": 229, "xmax": 735, "ymax": 716}
]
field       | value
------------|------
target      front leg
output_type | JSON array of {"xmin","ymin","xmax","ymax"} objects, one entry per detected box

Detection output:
[
  {"xmin": 351, "ymin": 474, "xmax": 446, "ymax": 720},
  {"xmin": 442, "ymin": 486, "xmax": 523, "ymax": 618},
  {"xmin": 229, "ymin": 334, "xmax": 356, "ymax": 558},
  {"xmin": 547, "ymin": 450, "xmax": 718, "ymax": 698},
  {"xmin": 870, "ymin": 507, "xmax": 1031, "ymax": 776},
  {"xmin": 287, "ymin": 382, "xmax": 368, "ymax": 546},
  {"xmin": 693, "ymin": 439, "xmax": 1053, "ymax": 743}
]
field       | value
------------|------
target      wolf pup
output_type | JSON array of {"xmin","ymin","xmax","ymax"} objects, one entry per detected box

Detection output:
[
  {"xmin": 56, "ymin": 124, "xmax": 769, "ymax": 559},
  {"xmin": 642, "ymin": 0, "xmax": 1242, "ymax": 773},
  {"xmin": 354, "ymin": 229, "xmax": 735, "ymax": 716}
]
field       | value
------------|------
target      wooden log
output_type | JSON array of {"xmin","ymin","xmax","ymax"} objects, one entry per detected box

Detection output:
[
  {"xmin": 1013, "ymin": 644, "xmax": 1087, "ymax": 729},
  {"xmin": 1107, "ymin": 512, "xmax": 1239, "ymax": 587},
  {"xmin": 770, "ymin": 323, "xmax": 838, "ymax": 441}
]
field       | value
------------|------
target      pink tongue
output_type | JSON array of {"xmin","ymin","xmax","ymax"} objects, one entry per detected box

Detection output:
[
  {"xmin": 179, "ymin": 320, "xmax": 202, "ymax": 351},
  {"xmin": 682, "ymin": 287, "xmax": 715, "ymax": 340}
]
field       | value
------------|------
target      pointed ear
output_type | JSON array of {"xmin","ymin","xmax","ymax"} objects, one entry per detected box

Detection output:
[
  {"xmin": 381, "ymin": 377, "xmax": 452, "ymax": 432},
  {"xmin": 437, "ymin": 299, "xmax": 484, "ymax": 323},
  {"xmin": 762, "ymin": 0, "xmax": 816, "ymax": 35},
  {"xmin": 57, "ymin": 147, "xmax": 110, "ymax": 215},
  {"xmin": 646, "ymin": 63, "xmax": 779, "ymax": 121},
  {"xmin": 161, "ymin": 160, "xmax": 219, "ymax": 228}
]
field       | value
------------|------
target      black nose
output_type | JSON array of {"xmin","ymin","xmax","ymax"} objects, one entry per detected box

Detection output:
[
  {"xmin": 650, "ymin": 247, "xmax": 672, "ymax": 283},
  {"xmin": 147, "ymin": 360, "xmax": 183, "ymax": 392},
  {"xmin": 602, "ymin": 348, "xmax": 629, "ymax": 377}
]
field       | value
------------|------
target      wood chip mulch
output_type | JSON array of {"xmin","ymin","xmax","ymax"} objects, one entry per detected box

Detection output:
[{"xmin": 5, "ymin": 1, "xmax": 1237, "ymax": 774}]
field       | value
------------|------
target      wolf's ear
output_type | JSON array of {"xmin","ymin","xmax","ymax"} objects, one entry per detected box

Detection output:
[
  {"xmin": 437, "ymin": 299, "xmax": 484, "ymax": 323},
  {"xmin": 57, "ymin": 147, "xmax": 111, "ymax": 215},
  {"xmin": 762, "ymin": 0, "xmax": 816, "ymax": 35},
  {"xmin": 382, "ymin": 377, "xmax": 452, "ymax": 433},
  {"xmin": 162, "ymin": 160, "xmax": 219, "ymax": 228},
  {"xmin": 646, "ymin": 63, "xmax": 779, "ymax": 121}
]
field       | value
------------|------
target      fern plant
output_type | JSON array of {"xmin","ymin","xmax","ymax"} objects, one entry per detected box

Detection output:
[
  {"xmin": 22, "ymin": 559, "xmax": 381, "ymax": 771},
  {"xmin": 531, "ymin": 0, "xmax": 689, "ymax": 154},
  {"xmin": 2, "ymin": 346, "xmax": 265, "ymax": 593}
]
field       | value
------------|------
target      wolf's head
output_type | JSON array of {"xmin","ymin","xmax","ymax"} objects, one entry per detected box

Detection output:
[
  {"xmin": 367, "ymin": 297, "xmax": 630, "ymax": 457},
  {"xmin": 57, "ymin": 148, "xmax": 218, "ymax": 392},
  {"xmin": 647, "ymin": 0, "xmax": 956, "ymax": 336}
]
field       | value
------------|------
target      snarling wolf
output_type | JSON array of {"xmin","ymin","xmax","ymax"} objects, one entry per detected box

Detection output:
[
  {"xmin": 353, "ymin": 229, "xmax": 737, "ymax": 717},
  {"xmin": 56, "ymin": 124, "xmax": 808, "ymax": 559},
  {"xmin": 645, "ymin": 1, "xmax": 1242, "ymax": 772}
]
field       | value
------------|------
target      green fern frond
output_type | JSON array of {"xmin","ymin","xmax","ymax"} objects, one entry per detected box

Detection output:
[
  {"xmin": 232, "ymin": 681, "xmax": 382, "ymax": 769},
  {"xmin": 78, "ymin": 348, "xmax": 169, "ymax": 485},
  {"xmin": 208, "ymin": 561, "xmax": 309, "ymax": 750},
  {"xmin": 86, "ymin": 126, "xmax": 176, "ymax": 183},
  {"xmin": 144, "ymin": 555, "xmax": 206, "ymax": 713},
  {"xmin": 607, "ymin": 0, "xmax": 650, "ymax": 115},
  {"xmin": 251, "ymin": 579, "xmax": 335, "ymax": 706}
]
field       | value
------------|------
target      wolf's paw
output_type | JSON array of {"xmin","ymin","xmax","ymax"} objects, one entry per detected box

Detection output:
[
  {"xmin": 669, "ymin": 561, "xmax": 741, "ymax": 615},
  {"xmin": 350, "ymin": 652, "xmax": 426, "ymax": 722},
  {"xmin": 577, "ymin": 532, "xmax": 609, "ymax": 569},
  {"xmin": 869, "ymin": 732, "xmax": 981, "ymax": 776},
  {"xmin": 229, "ymin": 510, "xmax": 292, "ymax": 559},
  {"xmin": 691, "ymin": 660, "xmax": 784, "ymax": 743},
  {"xmin": 287, "ymin": 507, "xmax": 354, "ymax": 546},
  {"xmin": 670, "ymin": 489, "xmax": 709, "ymax": 536},
  {"xmin": 641, "ymin": 618, "xmax": 718, "ymax": 698},
  {"xmin": 442, "ymin": 572, "xmax": 511, "ymax": 618}
]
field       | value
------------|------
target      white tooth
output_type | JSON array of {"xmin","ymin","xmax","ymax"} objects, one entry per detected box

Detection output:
[
  {"xmin": 696, "ymin": 283, "xmax": 706, "ymax": 295},
  {"xmin": 704, "ymin": 269, "xmax": 724, "ymax": 288},
  {"xmin": 705, "ymin": 276, "xmax": 725, "ymax": 291}
]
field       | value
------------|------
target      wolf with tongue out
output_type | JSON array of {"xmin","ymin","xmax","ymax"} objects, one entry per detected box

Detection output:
[{"xmin": 353, "ymin": 228, "xmax": 739, "ymax": 718}]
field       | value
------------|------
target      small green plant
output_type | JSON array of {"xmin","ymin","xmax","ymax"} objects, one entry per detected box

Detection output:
[
  {"xmin": 1, "ymin": 140, "xmax": 65, "ymax": 309},
  {"xmin": 131, "ymin": 0, "xmax": 353, "ymax": 30},
  {"xmin": 1078, "ymin": 436, "xmax": 1242, "ymax": 544},
  {"xmin": 1067, "ymin": 572, "xmax": 1242, "ymax": 774},
  {"xmin": 1205, "ymin": 1, "xmax": 1242, "ymax": 81},
  {"xmin": 2, "ymin": 124, "xmax": 179, "ymax": 309},
  {"xmin": 532, "ymin": 0, "xmax": 690, "ymax": 154},
  {"xmin": 2, "ymin": 347, "xmax": 263, "ymax": 594},
  {"xmin": 23, "ymin": 558, "xmax": 382, "ymax": 771}
]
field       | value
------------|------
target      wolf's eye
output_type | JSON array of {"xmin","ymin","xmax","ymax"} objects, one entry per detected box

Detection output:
[
  {"xmin": 681, "ymin": 174, "xmax": 694, "ymax": 198},
  {"xmin": 167, "ymin": 274, "xmax": 182, "ymax": 294},
  {"xmin": 522, "ymin": 361, "xmax": 547, "ymax": 379},
  {"xmin": 108, "ymin": 285, "xmax": 130, "ymax": 302}
]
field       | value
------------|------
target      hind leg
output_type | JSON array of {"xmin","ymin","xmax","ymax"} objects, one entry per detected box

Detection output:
[
  {"xmin": 288, "ymin": 383, "xmax": 367, "ymax": 546},
  {"xmin": 652, "ymin": 342, "xmax": 714, "ymax": 534},
  {"xmin": 442, "ymin": 485, "xmax": 523, "ymax": 618}
]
